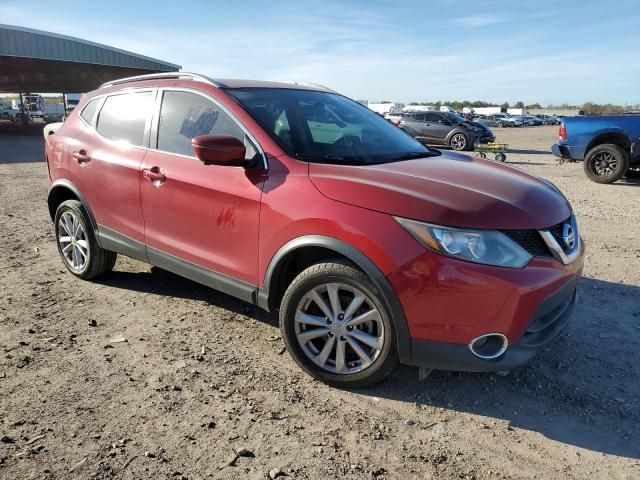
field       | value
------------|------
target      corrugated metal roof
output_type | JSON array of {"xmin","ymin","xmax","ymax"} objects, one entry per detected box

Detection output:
[{"xmin": 0, "ymin": 24, "xmax": 180, "ymax": 71}]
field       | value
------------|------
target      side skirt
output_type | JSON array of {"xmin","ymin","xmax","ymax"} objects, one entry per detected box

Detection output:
[{"xmin": 97, "ymin": 226, "xmax": 257, "ymax": 305}]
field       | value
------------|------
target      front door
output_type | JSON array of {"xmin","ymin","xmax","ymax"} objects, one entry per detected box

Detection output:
[
  {"xmin": 424, "ymin": 112, "xmax": 453, "ymax": 145},
  {"xmin": 140, "ymin": 89, "xmax": 265, "ymax": 293}
]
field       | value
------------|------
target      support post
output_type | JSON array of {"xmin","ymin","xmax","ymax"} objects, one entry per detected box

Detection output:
[
  {"xmin": 62, "ymin": 93, "xmax": 68, "ymax": 120},
  {"xmin": 19, "ymin": 92, "xmax": 27, "ymax": 126}
]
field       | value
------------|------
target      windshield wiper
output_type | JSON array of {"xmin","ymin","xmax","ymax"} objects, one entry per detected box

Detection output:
[
  {"xmin": 394, "ymin": 150, "xmax": 441, "ymax": 160},
  {"xmin": 296, "ymin": 154, "xmax": 350, "ymax": 163}
]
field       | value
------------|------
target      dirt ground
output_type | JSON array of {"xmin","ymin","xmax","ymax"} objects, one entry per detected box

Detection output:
[{"xmin": 0, "ymin": 125, "xmax": 639, "ymax": 480}]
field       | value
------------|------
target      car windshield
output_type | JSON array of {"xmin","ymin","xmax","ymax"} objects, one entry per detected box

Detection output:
[
  {"xmin": 441, "ymin": 111, "xmax": 466, "ymax": 123},
  {"xmin": 226, "ymin": 88, "xmax": 438, "ymax": 165}
]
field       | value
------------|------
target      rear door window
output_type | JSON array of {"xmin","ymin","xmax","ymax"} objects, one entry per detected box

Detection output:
[{"xmin": 96, "ymin": 91, "xmax": 153, "ymax": 146}]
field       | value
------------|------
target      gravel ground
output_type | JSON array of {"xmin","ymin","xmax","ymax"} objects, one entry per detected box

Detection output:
[{"xmin": 0, "ymin": 125, "xmax": 639, "ymax": 479}]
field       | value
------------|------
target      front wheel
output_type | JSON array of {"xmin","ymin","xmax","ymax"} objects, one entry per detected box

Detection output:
[
  {"xmin": 279, "ymin": 261, "xmax": 397, "ymax": 388},
  {"xmin": 449, "ymin": 133, "xmax": 469, "ymax": 151},
  {"xmin": 583, "ymin": 144, "xmax": 629, "ymax": 184}
]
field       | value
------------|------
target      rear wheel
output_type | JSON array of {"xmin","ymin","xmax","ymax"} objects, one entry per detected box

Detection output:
[
  {"xmin": 583, "ymin": 144, "xmax": 629, "ymax": 184},
  {"xmin": 497, "ymin": 122, "xmax": 504, "ymax": 128},
  {"xmin": 449, "ymin": 133, "xmax": 469, "ymax": 151},
  {"xmin": 279, "ymin": 261, "xmax": 397, "ymax": 388},
  {"xmin": 55, "ymin": 200, "xmax": 117, "ymax": 279}
]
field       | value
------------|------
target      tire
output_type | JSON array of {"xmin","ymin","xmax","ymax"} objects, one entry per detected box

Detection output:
[
  {"xmin": 279, "ymin": 261, "xmax": 398, "ymax": 388},
  {"xmin": 449, "ymin": 133, "xmax": 469, "ymax": 151},
  {"xmin": 497, "ymin": 122, "xmax": 503, "ymax": 128},
  {"xmin": 54, "ymin": 200, "xmax": 117, "ymax": 280},
  {"xmin": 624, "ymin": 166, "xmax": 640, "ymax": 178},
  {"xmin": 495, "ymin": 153, "xmax": 506, "ymax": 162},
  {"xmin": 583, "ymin": 144, "xmax": 630, "ymax": 184}
]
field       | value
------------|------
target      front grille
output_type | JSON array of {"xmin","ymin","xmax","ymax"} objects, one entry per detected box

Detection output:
[
  {"xmin": 548, "ymin": 223, "xmax": 570, "ymax": 253},
  {"xmin": 501, "ymin": 217, "xmax": 571, "ymax": 258},
  {"xmin": 501, "ymin": 229, "xmax": 552, "ymax": 258}
]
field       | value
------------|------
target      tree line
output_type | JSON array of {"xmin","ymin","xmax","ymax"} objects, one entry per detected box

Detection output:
[{"xmin": 397, "ymin": 100, "xmax": 640, "ymax": 115}]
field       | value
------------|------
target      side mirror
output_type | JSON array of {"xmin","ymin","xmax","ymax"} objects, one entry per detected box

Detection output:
[{"xmin": 191, "ymin": 134, "xmax": 247, "ymax": 166}]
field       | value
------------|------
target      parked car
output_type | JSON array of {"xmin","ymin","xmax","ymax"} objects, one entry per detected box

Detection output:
[
  {"xmin": 552, "ymin": 115, "xmax": 640, "ymax": 183},
  {"xmin": 475, "ymin": 114, "xmax": 521, "ymax": 128},
  {"xmin": 0, "ymin": 102, "xmax": 21, "ymax": 124},
  {"xmin": 45, "ymin": 72, "xmax": 584, "ymax": 387},
  {"xmin": 534, "ymin": 115, "xmax": 558, "ymax": 125},
  {"xmin": 399, "ymin": 111, "xmax": 495, "ymax": 150},
  {"xmin": 522, "ymin": 115, "xmax": 543, "ymax": 126}
]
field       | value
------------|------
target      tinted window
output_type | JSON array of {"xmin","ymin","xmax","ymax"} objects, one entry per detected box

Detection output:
[
  {"xmin": 80, "ymin": 98, "xmax": 100, "ymax": 125},
  {"xmin": 157, "ymin": 91, "xmax": 257, "ymax": 159},
  {"xmin": 425, "ymin": 113, "xmax": 442, "ymax": 123},
  {"xmin": 96, "ymin": 92, "xmax": 153, "ymax": 146},
  {"xmin": 412, "ymin": 113, "xmax": 426, "ymax": 121}
]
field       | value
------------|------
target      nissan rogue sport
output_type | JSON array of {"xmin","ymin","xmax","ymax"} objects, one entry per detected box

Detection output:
[{"xmin": 45, "ymin": 73, "xmax": 584, "ymax": 387}]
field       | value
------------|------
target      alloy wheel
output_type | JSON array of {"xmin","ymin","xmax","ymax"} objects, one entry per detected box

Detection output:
[
  {"xmin": 592, "ymin": 151, "xmax": 617, "ymax": 176},
  {"xmin": 294, "ymin": 282, "xmax": 384, "ymax": 374},
  {"xmin": 57, "ymin": 211, "xmax": 89, "ymax": 270},
  {"xmin": 450, "ymin": 134, "xmax": 467, "ymax": 150}
]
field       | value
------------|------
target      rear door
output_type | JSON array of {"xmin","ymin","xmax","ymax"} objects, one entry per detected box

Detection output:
[
  {"xmin": 140, "ymin": 88, "xmax": 265, "ymax": 291},
  {"xmin": 402, "ymin": 113, "xmax": 427, "ymax": 140},
  {"xmin": 68, "ymin": 90, "xmax": 154, "ymax": 250}
]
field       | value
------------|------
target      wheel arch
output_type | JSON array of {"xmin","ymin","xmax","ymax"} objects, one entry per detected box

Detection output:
[
  {"xmin": 258, "ymin": 235, "xmax": 412, "ymax": 365},
  {"xmin": 585, "ymin": 130, "xmax": 632, "ymax": 156},
  {"xmin": 48, "ymin": 180, "xmax": 99, "ymax": 236},
  {"xmin": 446, "ymin": 128, "xmax": 470, "ymax": 147}
]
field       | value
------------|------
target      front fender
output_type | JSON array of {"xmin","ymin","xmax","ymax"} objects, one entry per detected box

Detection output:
[{"xmin": 258, "ymin": 235, "xmax": 413, "ymax": 365}]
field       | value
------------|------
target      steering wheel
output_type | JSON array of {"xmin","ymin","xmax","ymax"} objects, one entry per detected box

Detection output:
[{"xmin": 334, "ymin": 135, "xmax": 362, "ymax": 148}]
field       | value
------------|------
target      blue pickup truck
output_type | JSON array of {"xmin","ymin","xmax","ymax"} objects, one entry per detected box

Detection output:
[{"xmin": 552, "ymin": 115, "xmax": 640, "ymax": 183}]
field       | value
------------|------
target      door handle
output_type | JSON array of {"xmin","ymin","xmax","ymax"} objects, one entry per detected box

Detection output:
[
  {"xmin": 142, "ymin": 167, "xmax": 166, "ymax": 184},
  {"xmin": 73, "ymin": 150, "xmax": 91, "ymax": 164}
]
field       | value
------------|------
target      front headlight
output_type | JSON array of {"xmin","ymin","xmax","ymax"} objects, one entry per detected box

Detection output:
[{"xmin": 395, "ymin": 217, "xmax": 532, "ymax": 268}]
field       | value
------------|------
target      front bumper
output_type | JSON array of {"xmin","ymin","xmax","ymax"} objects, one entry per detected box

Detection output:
[
  {"xmin": 475, "ymin": 133, "xmax": 496, "ymax": 144},
  {"xmin": 388, "ymin": 243, "xmax": 584, "ymax": 372},
  {"xmin": 410, "ymin": 276, "xmax": 578, "ymax": 371}
]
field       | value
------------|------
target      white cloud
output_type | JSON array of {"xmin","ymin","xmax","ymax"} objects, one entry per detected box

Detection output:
[
  {"xmin": 1, "ymin": 2, "xmax": 639, "ymax": 104},
  {"xmin": 454, "ymin": 14, "xmax": 507, "ymax": 27}
]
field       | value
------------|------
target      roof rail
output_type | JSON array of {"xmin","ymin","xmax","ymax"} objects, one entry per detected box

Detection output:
[{"xmin": 99, "ymin": 72, "xmax": 221, "ymax": 89}]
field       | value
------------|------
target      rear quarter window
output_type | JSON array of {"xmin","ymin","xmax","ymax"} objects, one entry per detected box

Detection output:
[{"xmin": 80, "ymin": 98, "xmax": 100, "ymax": 125}]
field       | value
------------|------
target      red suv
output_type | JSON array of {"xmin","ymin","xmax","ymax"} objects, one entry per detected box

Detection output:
[{"xmin": 45, "ymin": 73, "xmax": 584, "ymax": 387}]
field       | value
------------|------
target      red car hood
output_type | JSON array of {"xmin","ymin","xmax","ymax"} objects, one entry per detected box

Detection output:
[{"xmin": 309, "ymin": 152, "xmax": 571, "ymax": 230}]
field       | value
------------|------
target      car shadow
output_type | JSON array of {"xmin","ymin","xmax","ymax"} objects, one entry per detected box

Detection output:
[
  {"xmin": 96, "ymin": 266, "xmax": 275, "ymax": 326},
  {"xmin": 356, "ymin": 276, "xmax": 640, "ymax": 460},
  {"xmin": 98, "ymin": 268, "xmax": 639, "ymax": 459},
  {"xmin": 506, "ymin": 161, "xmax": 547, "ymax": 166},
  {"xmin": 0, "ymin": 130, "xmax": 45, "ymax": 164},
  {"xmin": 508, "ymin": 148, "xmax": 550, "ymax": 155}
]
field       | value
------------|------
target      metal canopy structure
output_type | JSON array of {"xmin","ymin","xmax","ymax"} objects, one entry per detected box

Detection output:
[{"xmin": 0, "ymin": 24, "xmax": 181, "ymax": 93}]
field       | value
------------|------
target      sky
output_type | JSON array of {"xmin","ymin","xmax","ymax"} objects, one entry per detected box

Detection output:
[{"xmin": 1, "ymin": 0, "xmax": 639, "ymax": 105}]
